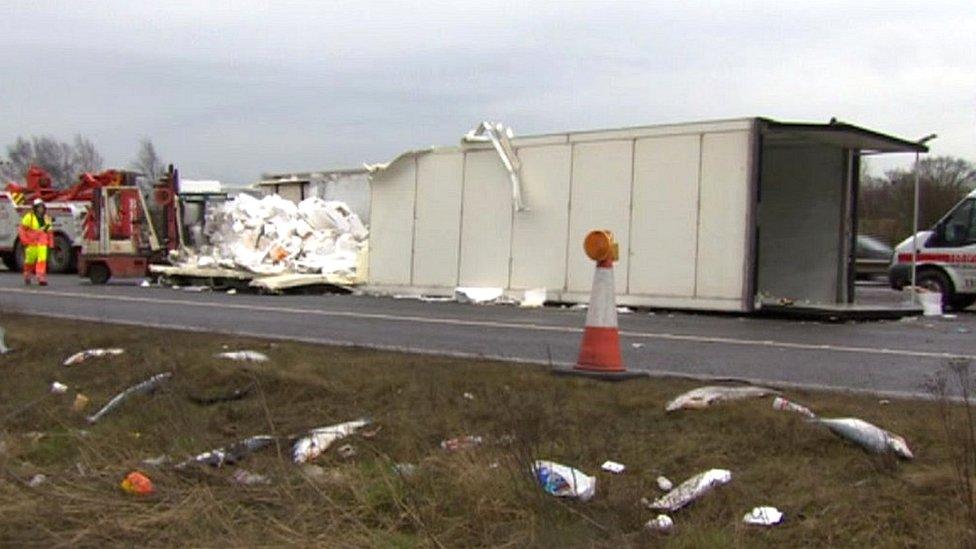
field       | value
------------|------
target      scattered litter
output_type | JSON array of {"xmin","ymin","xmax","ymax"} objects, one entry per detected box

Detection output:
[
  {"xmin": 616, "ymin": 306, "xmax": 634, "ymax": 314},
  {"xmin": 176, "ymin": 435, "xmax": 275, "ymax": 469},
  {"xmin": 570, "ymin": 303, "xmax": 588, "ymax": 310},
  {"xmin": 631, "ymin": 343, "xmax": 644, "ymax": 349},
  {"xmin": 182, "ymin": 286, "xmax": 210, "ymax": 293},
  {"xmin": 86, "ymin": 372, "xmax": 172, "ymax": 424},
  {"xmin": 772, "ymin": 396, "xmax": 816, "ymax": 419},
  {"xmin": 72, "ymin": 393, "xmax": 90, "ymax": 412},
  {"xmin": 188, "ymin": 384, "xmax": 255, "ymax": 405},
  {"xmin": 601, "ymin": 460, "xmax": 626, "ymax": 474},
  {"xmin": 215, "ymin": 350, "xmax": 269, "ymax": 362},
  {"xmin": 171, "ymin": 195, "xmax": 368, "ymax": 278},
  {"xmin": 643, "ymin": 469, "xmax": 732, "ymax": 512},
  {"xmin": 120, "ymin": 471, "xmax": 154, "ymax": 495},
  {"xmin": 393, "ymin": 463, "xmax": 418, "ymax": 477},
  {"xmin": 644, "ymin": 514, "xmax": 674, "ymax": 534},
  {"xmin": 141, "ymin": 455, "xmax": 170, "ymax": 468},
  {"xmin": 361, "ymin": 426, "xmax": 382, "ymax": 439},
  {"xmin": 139, "ymin": 279, "xmax": 151, "ymax": 288},
  {"xmin": 227, "ymin": 288, "xmax": 237, "ymax": 295},
  {"xmin": 462, "ymin": 392, "xmax": 475, "ymax": 401},
  {"xmin": 454, "ymin": 287, "xmax": 504, "ymax": 304},
  {"xmin": 666, "ymin": 385, "xmax": 779, "ymax": 412},
  {"xmin": 50, "ymin": 381, "xmax": 68, "ymax": 395},
  {"xmin": 440, "ymin": 435, "xmax": 483, "ymax": 452},
  {"xmin": 27, "ymin": 474, "xmax": 46, "ymax": 488},
  {"xmin": 647, "ymin": 311, "xmax": 656, "ymax": 317},
  {"xmin": 0, "ymin": 326, "xmax": 10, "ymax": 354},
  {"xmin": 879, "ymin": 399, "xmax": 891, "ymax": 406},
  {"xmin": 520, "ymin": 288, "xmax": 547, "ymax": 308},
  {"xmin": 958, "ymin": 327, "xmax": 971, "ymax": 334},
  {"xmin": 336, "ymin": 444, "xmax": 357, "ymax": 459},
  {"xmin": 943, "ymin": 314, "xmax": 958, "ymax": 320},
  {"xmin": 171, "ymin": 285, "xmax": 181, "ymax": 290},
  {"xmin": 63, "ymin": 348, "xmax": 125, "ymax": 366},
  {"xmin": 292, "ymin": 418, "xmax": 372, "ymax": 464},
  {"xmin": 656, "ymin": 476, "xmax": 673, "ymax": 491},
  {"xmin": 812, "ymin": 417, "xmax": 914, "ymax": 459},
  {"xmin": 743, "ymin": 506, "xmax": 784, "ymax": 526},
  {"xmin": 233, "ymin": 469, "xmax": 271, "ymax": 486},
  {"xmin": 531, "ymin": 460, "xmax": 596, "ymax": 502}
]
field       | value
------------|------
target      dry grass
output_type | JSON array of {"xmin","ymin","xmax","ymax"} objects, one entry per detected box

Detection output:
[{"xmin": 0, "ymin": 313, "xmax": 970, "ymax": 547}]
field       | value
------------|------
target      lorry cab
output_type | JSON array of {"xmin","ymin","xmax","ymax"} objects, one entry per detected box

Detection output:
[{"xmin": 890, "ymin": 190, "xmax": 976, "ymax": 310}]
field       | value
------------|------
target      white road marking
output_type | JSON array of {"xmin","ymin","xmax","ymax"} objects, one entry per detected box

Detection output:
[{"xmin": 2, "ymin": 286, "xmax": 974, "ymax": 361}]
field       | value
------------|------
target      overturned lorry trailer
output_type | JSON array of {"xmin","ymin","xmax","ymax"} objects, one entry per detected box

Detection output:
[{"xmin": 366, "ymin": 117, "xmax": 926, "ymax": 313}]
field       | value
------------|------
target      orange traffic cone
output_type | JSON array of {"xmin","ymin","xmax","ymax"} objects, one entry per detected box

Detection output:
[{"xmin": 555, "ymin": 230, "xmax": 645, "ymax": 381}]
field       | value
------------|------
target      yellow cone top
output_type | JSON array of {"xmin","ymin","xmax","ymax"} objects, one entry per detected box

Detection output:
[{"xmin": 584, "ymin": 230, "xmax": 619, "ymax": 263}]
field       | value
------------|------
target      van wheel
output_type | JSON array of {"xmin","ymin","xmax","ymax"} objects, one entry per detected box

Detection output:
[
  {"xmin": 88, "ymin": 263, "xmax": 111, "ymax": 285},
  {"xmin": 916, "ymin": 270, "xmax": 954, "ymax": 308},
  {"xmin": 0, "ymin": 252, "xmax": 15, "ymax": 271},
  {"xmin": 950, "ymin": 295, "xmax": 976, "ymax": 311}
]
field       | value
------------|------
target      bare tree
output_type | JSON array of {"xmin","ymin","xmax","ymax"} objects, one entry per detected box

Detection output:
[
  {"xmin": 72, "ymin": 135, "xmax": 103, "ymax": 174},
  {"xmin": 859, "ymin": 156, "xmax": 976, "ymax": 245},
  {"xmin": 0, "ymin": 135, "xmax": 104, "ymax": 188},
  {"xmin": 131, "ymin": 138, "xmax": 164, "ymax": 183}
]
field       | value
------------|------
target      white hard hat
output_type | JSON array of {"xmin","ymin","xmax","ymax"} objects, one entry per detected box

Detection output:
[{"xmin": 32, "ymin": 198, "xmax": 44, "ymax": 206}]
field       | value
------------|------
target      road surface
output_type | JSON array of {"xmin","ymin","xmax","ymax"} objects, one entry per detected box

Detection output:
[{"xmin": 1, "ymin": 275, "xmax": 973, "ymax": 398}]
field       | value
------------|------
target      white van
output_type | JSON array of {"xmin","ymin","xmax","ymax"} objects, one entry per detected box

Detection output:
[{"xmin": 890, "ymin": 189, "xmax": 976, "ymax": 310}]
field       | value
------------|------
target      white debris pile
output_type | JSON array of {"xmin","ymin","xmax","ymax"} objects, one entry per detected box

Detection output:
[{"xmin": 175, "ymin": 194, "xmax": 368, "ymax": 276}]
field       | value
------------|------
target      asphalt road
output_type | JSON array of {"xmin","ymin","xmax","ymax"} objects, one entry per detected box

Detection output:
[{"xmin": 1, "ymin": 274, "xmax": 973, "ymax": 398}]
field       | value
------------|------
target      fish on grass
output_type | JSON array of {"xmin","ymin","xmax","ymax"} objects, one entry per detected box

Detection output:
[
  {"xmin": 86, "ymin": 372, "xmax": 172, "ymax": 424},
  {"xmin": 215, "ymin": 350, "xmax": 269, "ymax": 362},
  {"xmin": 643, "ymin": 469, "xmax": 732, "ymax": 512},
  {"xmin": 292, "ymin": 418, "xmax": 372, "ymax": 464},
  {"xmin": 63, "ymin": 348, "xmax": 125, "ymax": 366},
  {"xmin": 812, "ymin": 417, "xmax": 914, "ymax": 459},
  {"xmin": 665, "ymin": 385, "xmax": 779, "ymax": 412},
  {"xmin": 175, "ymin": 435, "xmax": 275, "ymax": 469}
]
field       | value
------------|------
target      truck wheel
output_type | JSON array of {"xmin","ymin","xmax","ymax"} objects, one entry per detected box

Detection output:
[
  {"xmin": 0, "ymin": 252, "xmax": 15, "ymax": 271},
  {"xmin": 916, "ymin": 269, "xmax": 954, "ymax": 309},
  {"xmin": 13, "ymin": 240, "xmax": 24, "ymax": 271},
  {"xmin": 47, "ymin": 235, "xmax": 76, "ymax": 274},
  {"xmin": 88, "ymin": 263, "xmax": 111, "ymax": 285}
]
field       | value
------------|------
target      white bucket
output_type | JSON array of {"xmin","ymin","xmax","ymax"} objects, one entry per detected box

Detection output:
[{"xmin": 919, "ymin": 292, "xmax": 943, "ymax": 316}]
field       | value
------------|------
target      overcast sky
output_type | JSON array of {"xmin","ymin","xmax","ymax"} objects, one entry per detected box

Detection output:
[{"xmin": 1, "ymin": 1, "xmax": 973, "ymax": 184}]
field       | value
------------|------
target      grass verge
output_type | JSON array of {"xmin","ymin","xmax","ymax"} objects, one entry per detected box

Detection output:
[{"xmin": 0, "ymin": 313, "xmax": 970, "ymax": 547}]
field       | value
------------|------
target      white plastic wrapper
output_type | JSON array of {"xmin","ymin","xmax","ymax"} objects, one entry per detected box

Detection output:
[
  {"xmin": 644, "ymin": 514, "xmax": 674, "ymax": 534},
  {"xmin": 178, "ymin": 194, "xmax": 368, "ymax": 277},
  {"xmin": 532, "ymin": 460, "xmax": 596, "ymax": 502},
  {"xmin": 600, "ymin": 460, "xmax": 625, "ymax": 474},
  {"xmin": 455, "ymin": 287, "xmax": 504, "ymax": 304},
  {"xmin": 743, "ymin": 506, "xmax": 784, "ymax": 526}
]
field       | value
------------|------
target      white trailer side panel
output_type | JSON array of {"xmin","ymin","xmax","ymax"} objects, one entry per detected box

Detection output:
[
  {"xmin": 368, "ymin": 158, "xmax": 416, "ymax": 285},
  {"xmin": 510, "ymin": 144, "xmax": 572, "ymax": 290},
  {"xmin": 458, "ymin": 150, "xmax": 513, "ymax": 287},
  {"xmin": 695, "ymin": 130, "xmax": 752, "ymax": 300},
  {"xmin": 629, "ymin": 134, "xmax": 701, "ymax": 297},
  {"xmin": 412, "ymin": 152, "xmax": 464, "ymax": 287},
  {"xmin": 567, "ymin": 140, "xmax": 633, "ymax": 293}
]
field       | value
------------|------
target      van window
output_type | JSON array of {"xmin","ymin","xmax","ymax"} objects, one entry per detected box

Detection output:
[{"xmin": 941, "ymin": 199, "xmax": 976, "ymax": 246}]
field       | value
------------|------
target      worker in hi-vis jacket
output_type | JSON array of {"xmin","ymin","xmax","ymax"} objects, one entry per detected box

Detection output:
[{"xmin": 18, "ymin": 198, "xmax": 54, "ymax": 286}]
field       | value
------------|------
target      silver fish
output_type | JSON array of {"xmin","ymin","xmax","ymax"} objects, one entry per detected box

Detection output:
[
  {"xmin": 812, "ymin": 417, "xmax": 914, "ymax": 459},
  {"xmin": 665, "ymin": 385, "xmax": 779, "ymax": 412},
  {"xmin": 86, "ymin": 372, "xmax": 172, "ymax": 424},
  {"xmin": 644, "ymin": 469, "xmax": 732, "ymax": 512},
  {"xmin": 176, "ymin": 435, "xmax": 275, "ymax": 469},
  {"xmin": 215, "ymin": 350, "xmax": 269, "ymax": 362},
  {"xmin": 63, "ymin": 348, "xmax": 125, "ymax": 366},
  {"xmin": 292, "ymin": 418, "xmax": 371, "ymax": 464},
  {"xmin": 772, "ymin": 396, "xmax": 817, "ymax": 419}
]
